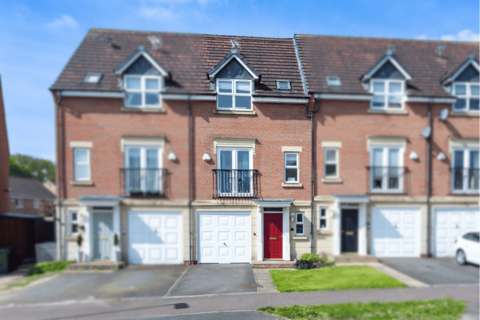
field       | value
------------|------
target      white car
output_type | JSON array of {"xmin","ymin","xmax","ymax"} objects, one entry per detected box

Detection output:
[{"xmin": 455, "ymin": 231, "xmax": 479, "ymax": 266}]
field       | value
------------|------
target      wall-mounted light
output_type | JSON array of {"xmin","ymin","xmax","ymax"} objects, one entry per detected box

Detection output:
[
  {"xmin": 291, "ymin": 212, "xmax": 295, "ymax": 222},
  {"xmin": 168, "ymin": 151, "xmax": 177, "ymax": 161},
  {"xmin": 203, "ymin": 153, "xmax": 211, "ymax": 161},
  {"xmin": 437, "ymin": 152, "xmax": 446, "ymax": 160},
  {"xmin": 409, "ymin": 151, "xmax": 419, "ymax": 160}
]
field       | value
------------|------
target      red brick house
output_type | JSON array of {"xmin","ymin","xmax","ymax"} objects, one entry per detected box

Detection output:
[
  {"xmin": 0, "ymin": 75, "xmax": 9, "ymax": 214},
  {"xmin": 51, "ymin": 29, "xmax": 479, "ymax": 264},
  {"xmin": 9, "ymin": 177, "xmax": 56, "ymax": 216}
]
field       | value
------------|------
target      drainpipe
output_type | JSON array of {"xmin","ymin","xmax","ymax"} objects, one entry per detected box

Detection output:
[
  {"xmin": 188, "ymin": 95, "xmax": 192, "ymax": 265},
  {"xmin": 426, "ymin": 100, "xmax": 432, "ymax": 257},
  {"xmin": 55, "ymin": 91, "xmax": 63, "ymax": 260},
  {"xmin": 306, "ymin": 98, "xmax": 320, "ymax": 253}
]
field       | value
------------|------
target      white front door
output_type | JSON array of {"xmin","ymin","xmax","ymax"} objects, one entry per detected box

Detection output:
[
  {"xmin": 198, "ymin": 212, "xmax": 250, "ymax": 263},
  {"xmin": 434, "ymin": 208, "xmax": 479, "ymax": 257},
  {"xmin": 371, "ymin": 207, "xmax": 420, "ymax": 257},
  {"xmin": 128, "ymin": 211, "xmax": 182, "ymax": 264}
]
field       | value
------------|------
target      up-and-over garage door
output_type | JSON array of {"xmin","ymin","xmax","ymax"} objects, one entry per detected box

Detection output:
[
  {"xmin": 128, "ymin": 211, "xmax": 183, "ymax": 264},
  {"xmin": 371, "ymin": 207, "xmax": 421, "ymax": 257},
  {"xmin": 198, "ymin": 212, "xmax": 251, "ymax": 263}
]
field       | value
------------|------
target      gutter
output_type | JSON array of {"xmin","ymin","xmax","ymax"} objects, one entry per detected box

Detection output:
[
  {"xmin": 55, "ymin": 91, "xmax": 63, "ymax": 260},
  {"xmin": 305, "ymin": 98, "xmax": 320, "ymax": 253}
]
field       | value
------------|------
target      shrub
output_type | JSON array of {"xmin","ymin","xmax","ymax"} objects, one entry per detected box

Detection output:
[
  {"xmin": 300, "ymin": 253, "xmax": 321, "ymax": 263},
  {"xmin": 77, "ymin": 234, "xmax": 83, "ymax": 248},
  {"xmin": 295, "ymin": 260, "xmax": 315, "ymax": 270},
  {"xmin": 114, "ymin": 233, "xmax": 119, "ymax": 246},
  {"xmin": 27, "ymin": 261, "xmax": 75, "ymax": 276}
]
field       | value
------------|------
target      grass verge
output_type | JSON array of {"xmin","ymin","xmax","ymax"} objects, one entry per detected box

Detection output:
[
  {"xmin": 270, "ymin": 266, "xmax": 407, "ymax": 292},
  {"xmin": 2, "ymin": 260, "xmax": 75, "ymax": 290},
  {"xmin": 258, "ymin": 298, "xmax": 466, "ymax": 320}
]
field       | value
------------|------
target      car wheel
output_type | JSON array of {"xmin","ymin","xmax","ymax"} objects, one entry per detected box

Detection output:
[{"xmin": 456, "ymin": 250, "xmax": 467, "ymax": 265}]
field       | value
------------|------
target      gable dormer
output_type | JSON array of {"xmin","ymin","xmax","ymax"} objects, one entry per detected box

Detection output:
[
  {"xmin": 442, "ymin": 55, "xmax": 480, "ymax": 112},
  {"xmin": 361, "ymin": 50, "xmax": 412, "ymax": 110},
  {"xmin": 115, "ymin": 45, "xmax": 169, "ymax": 109},
  {"xmin": 207, "ymin": 47, "xmax": 261, "ymax": 111}
]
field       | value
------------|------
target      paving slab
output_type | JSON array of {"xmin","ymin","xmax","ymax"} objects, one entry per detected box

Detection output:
[{"xmin": 168, "ymin": 264, "xmax": 257, "ymax": 297}]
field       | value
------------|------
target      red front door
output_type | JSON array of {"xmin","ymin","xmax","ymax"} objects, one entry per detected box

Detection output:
[{"xmin": 264, "ymin": 213, "xmax": 283, "ymax": 259}]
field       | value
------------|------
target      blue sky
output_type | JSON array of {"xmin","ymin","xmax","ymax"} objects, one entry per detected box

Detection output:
[{"xmin": 0, "ymin": 0, "xmax": 478, "ymax": 162}]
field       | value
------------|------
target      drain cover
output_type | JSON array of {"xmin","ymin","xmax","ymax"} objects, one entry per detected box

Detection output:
[{"xmin": 237, "ymin": 283, "xmax": 263, "ymax": 289}]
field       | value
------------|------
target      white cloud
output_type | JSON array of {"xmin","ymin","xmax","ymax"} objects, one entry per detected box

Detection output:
[
  {"xmin": 46, "ymin": 14, "xmax": 78, "ymax": 30},
  {"xmin": 441, "ymin": 29, "xmax": 479, "ymax": 42}
]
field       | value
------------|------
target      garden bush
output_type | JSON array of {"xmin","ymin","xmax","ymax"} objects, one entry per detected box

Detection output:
[
  {"xmin": 299, "ymin": 253, "xmax": 321, "ymax": 262},
  {"xmin": 295, "ymin": 260, "xmax": 315, "ymax": 270}
]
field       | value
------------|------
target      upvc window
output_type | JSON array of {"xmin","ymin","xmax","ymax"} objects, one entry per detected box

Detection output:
[
  {"xmin": 74, "ymin": 148, "xmax": 90, "ymax": 181},
  {"xmin": 217, "ymin": 148, "xmax": 253, "ymax": 195},
  {"xmin": 33, "ymin": 199, "xmax": 41, "ymax": 209},
  {"xmin": 452, "ymin": 148, "xmax": 479, "ymax": 193},
  {"xmin": 125, "ymin": 146, "xmax": 162, "ymax": 194},
  {"xmin": 370, "ymin": 146, "xmax": 403, "ymax": 192},
  {"xmin": 324, "ymin": 148, "xmax": 338, "ymax": 178},
  {"xmin": 453, "ymin": 83, "xmax": 479, "ymax": 111},
  {"xmin": 124, "ymin": 75, "xmax": 162, "ymax": 108},
  {"xmin": 216, "ymin": 79, "xmax": 252, "ymax": 110},
  {"xmin": 319, "ymin": 207, "xmax": 328, "ymax": 230},
  {"xmin": 284, "ymin": 153, "xmax": 299, "ymax": 183},
  {"xmin": 371, "ymin": 80, "xmax": 404, "ymax": 109},
  {"xmin": 70, "ymin": 210, "xmax": 79, "ymax": 236},
  {"xmin": 15, "ymin": 199, "xmax": 24, "ymax": 209},
  {"xmin": 295, "ymin": 212, "xmax": 304, "ymax": 235}
]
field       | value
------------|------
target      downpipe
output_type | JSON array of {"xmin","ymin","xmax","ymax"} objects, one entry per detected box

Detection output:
[
  {"xmin": 188, "ymin": 95, "xmax": 192, "ymax": 265},
  {"xmin": 55, "ymin": 91, "xmax": 63, "ymax": 260},
  {"xmin": 426, "ymin": 100, "xmax": 432, "ymax": 257}
]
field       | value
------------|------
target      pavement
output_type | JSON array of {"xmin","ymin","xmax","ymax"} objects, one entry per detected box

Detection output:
[
  {"xmin": 380, "ymin": 257, "xmax": 479, "ymax": 286},
  {"xmin": 463, "ymin": 301, "xmax": 480, "ymax": 320},
  {"xmin": 168, "ymin": 264, "xmax": 257, "ymax": 297},
  {"xmin": 0, "ymin": 264, "xmax": 33, "ymax": 290}
]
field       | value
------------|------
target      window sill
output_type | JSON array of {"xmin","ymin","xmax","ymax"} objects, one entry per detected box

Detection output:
[
  {"xmin": 322, "ymin": 178, "xmax": 342, "ymax": 184},
  {"xmin": 317, "ymin": 230, "xmax": 332, "ymax": 235},
  {"xmin": 282, "ymin": 183, "xmax": 303, "ymax": 188},
  {"xmin": 214, "ymin": 110, "xmax": 256, "ymax": 115},
  {"xmin": 121, "ymin": 107, "xmax": 166, "ymax": 113},
  {"xmin": 368, "ymin": 109, "xmax": 408, "ymax": 115},
  {"xmin": 450, "ymin": 111, "xmax": 479, "ymax": 117},
  {"xmin": 70, "ymin": 180, "xmax": 93, "ymax": 186},
  {"xmin": 66, "ymin": 236, "xmax": 78, "ymax": 241},
  {"xmin": 292, "ymin": 236, "xmax": 308, "ymax": 240}
]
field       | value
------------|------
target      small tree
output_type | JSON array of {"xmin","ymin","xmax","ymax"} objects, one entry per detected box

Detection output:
[
  {"xmin": 77, "ymin": 234, "xmax": 83, "ymax": 249},
  {"xmin": 113, "ymin": 233, "xmax": 119, "ymax": 247}
]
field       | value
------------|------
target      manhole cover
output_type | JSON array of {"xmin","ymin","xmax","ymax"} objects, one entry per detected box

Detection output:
[{"xmin": 237, "ymin": 283, "xmax": 263, "ymax": 289}]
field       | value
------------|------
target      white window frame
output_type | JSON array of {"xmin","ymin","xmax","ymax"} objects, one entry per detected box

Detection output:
[
  {"xmin": 74, "ymin": 148, "xmax": 90, "ymax": 181},
  {"xmin": 33, "ymin": 199, "xmax": 41, "ymax": 209},
  {"xmin": 326, "ymin": 76, "xmax": 341, "ymax": 86},
  {"xmin": 452, "ymin": 82, "xmax": 480, "ymax": 112},
  {"xmin": 216, "ymin": 78, "xmax": 253, "ymax": 110},
  {"xmin": 451, "ymin": 147, "xmax": 479, "ymax": 194},
  {"xmin": 276, "ymin": 80, "xmax": 291, "ymax": 90},
  {"xmin": 370, "ymin": 79, "xmax": 405, "ymax": 110},
  {"xmin": 324, "ymin": 148, "xmax": 339, "ymax": 179},
  {"xmin": 295, "ymin": 212, "xmax": 305, "ymax": 236},
  {"xmin": 124, "ymin": 75, "xmax": 163, "ymax": 108},
  {"xmin": 124, "ymin": 145, "xmax": 163, "ymax": 194},
  {"xmin": 216, "ymin": 147, "xmax": 253, "ymax": 196},
  {"xmin": 70, "ymin": 210, "xmax": 79, "ymax": 236},
  {"xmin": 15, "ymin": 199, "xmax": 24, "ymax": 209},
  {"xmin": 369, "ymin": 145, "xmax": 404, "ymax": 193},
  {"xmin": 318, "ymin": 207, "xmax": 328, "ymax": 230},
  {"xmin": 284, "ymin": 152, "xmax": 299, "ymax": 183}
]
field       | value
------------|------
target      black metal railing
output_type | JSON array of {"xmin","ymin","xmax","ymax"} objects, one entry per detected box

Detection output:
[
  {"xmin": 212, "ymin": 169, "xmax": 259, "ymax": 198},
  {"xmin": 451, "ymin": 168, "xmax": 479, "ymax": 193},
  {"xmin": 120, "ymin": 168, "xmax": 166, "ymax": 197},
  {"xmin": 368, "ymin": 166, "xmax": 405, "ymax": 194}
]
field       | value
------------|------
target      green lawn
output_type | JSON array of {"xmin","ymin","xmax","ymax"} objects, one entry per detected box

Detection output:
[
  {"xmin": 259, "ymin": 298, "xmax": 466, "ymax": 320},
  {"xmin": 269, "ymin": 266, "xmax": 407, "ymax": 292}
]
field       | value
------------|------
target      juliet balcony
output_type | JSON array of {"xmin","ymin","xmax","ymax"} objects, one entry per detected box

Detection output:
[
  {"xmin": 451, "ymin": 168, "xmax": 479, "ymax": 194},
  {"xmin": 120, "ymin": 168, "xmax": 167, "ymax": 197},
  {"xmin": 212, "ymin": 169, "xmax": 259, "ymax": 199},
  {"xmin": 368, "ymin": 166, "xmax": 407, "ymax": 195}
]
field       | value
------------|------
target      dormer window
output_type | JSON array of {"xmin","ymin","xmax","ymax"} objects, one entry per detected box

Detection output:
[
  {"xmin": 277, "ymin": 80, "xmax": 291, "ymax": 90},
  {"xmin": 216, "ymin": 79, "xmax": 252, "ymax": 110},
  {"xmin": 84, "ymin": 73, "xmax": 102, "ymax": 84},
  {"xmin": 371, "ymin": 80, "xmax": 404, "ymax": 109},
  {"xmin": 124, "ymin": 75, "xmax": 162, "ymax": 108},
  {"xmin": 453, "ymin": 83, "xmax": 479, "ymax": 111}
]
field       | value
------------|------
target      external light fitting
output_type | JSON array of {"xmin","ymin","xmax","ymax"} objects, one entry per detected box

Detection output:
[
  {"xmin": 168, "ymin": 152, "xmax": 177, "ymax": 161},
  {"xmin": 409, "ymin": 151, "xmax": 419, "ymax": 160},
  {"xmin": 437, "ymin": 152, "xmax": 446, "ymax": 160},
  {"xmin": 203, "ymin": 153, "xmax": 211, "ymax": 161}
]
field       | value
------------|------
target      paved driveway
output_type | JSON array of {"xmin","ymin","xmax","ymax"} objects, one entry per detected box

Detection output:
[
  {"xmin": 0, "ymin": 265, "xmax": 186, "ymax": 306},
  {"xmin": 380, "ymin": 258, "xmax": 479, "ymax": 286},
  {"xmin": 168, "ymin": 264, "xmax": 257, "ymax": 297}
]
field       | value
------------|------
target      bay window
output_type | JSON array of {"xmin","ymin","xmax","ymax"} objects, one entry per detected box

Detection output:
[
  {"xmin": 453, "ymin": 83, "xmax": 479, "ymax": 111},
  {"xmin": 371, "ymin": 80, "xmax": 404, "ymax": 109},
  {"xmin": 217, "ymin": 79, "xmax": 252, "ymax": 110},
  {"xmin": 124, "ymin": 76, "xmax": 162, "ymax": 108}
]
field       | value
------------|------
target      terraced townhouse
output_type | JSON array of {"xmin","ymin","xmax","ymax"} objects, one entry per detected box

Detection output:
[{"xmin": 51, "ymin": 29, "xmax": 479, "ymax": 265}]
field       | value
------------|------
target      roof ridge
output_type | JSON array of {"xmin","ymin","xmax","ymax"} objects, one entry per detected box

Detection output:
[{"xmin": 295, "ymin": 33, "xmax": 480, "ymax": 44}]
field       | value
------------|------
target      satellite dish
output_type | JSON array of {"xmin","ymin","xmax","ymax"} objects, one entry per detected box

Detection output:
[
  {"xmin": 438, "ymin": 108, "xmax": 449, "ymax": 121},
  {"xmin": 421, "ymin": 126, "xmax": 431, "ymax": 138}
]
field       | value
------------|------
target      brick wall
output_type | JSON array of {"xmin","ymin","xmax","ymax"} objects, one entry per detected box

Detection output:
[
  {"xmin": 8, "ymin": 198, "xmax": 52, "ymax": 215},
  {"xmin": 0, "ymin": 77, "xmax": 9, "ymax": 213}
]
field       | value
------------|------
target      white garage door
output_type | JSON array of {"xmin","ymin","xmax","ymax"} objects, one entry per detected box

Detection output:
[
  {"xmin": 434, "ymin": 207, "xmax": 479, "ymax": 257},
  {"xmin": 128, "ymin": 211, "xmax": 182, "ymax": 264},
  {"xmin": 198, "ymin": 212, "xmax": 250, "ymax": 263},
  {"xmin": 371, "ymin": 207, "xmax": 420, "ymax": 257}
]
